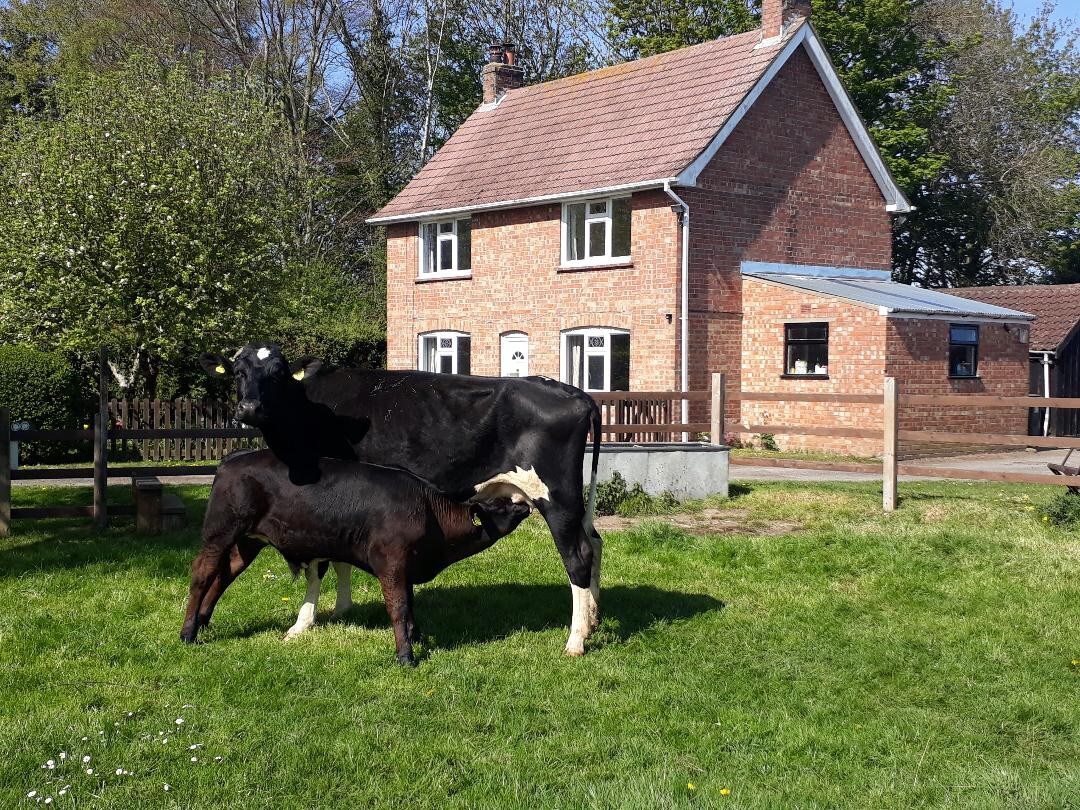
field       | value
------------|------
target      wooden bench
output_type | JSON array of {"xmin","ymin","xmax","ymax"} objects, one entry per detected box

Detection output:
[
  {"xmin": 132, "ymin": 476, "xmax": 188, "ymax": 534},
  {"xmin": 1047, "ymin": 450, "xmax": 1080, "ymax": 495}
]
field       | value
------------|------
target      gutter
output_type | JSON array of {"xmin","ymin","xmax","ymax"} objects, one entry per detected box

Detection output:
[
  {"xmin": 663, "ymin": 181, "xmax": 691, "ymax": 439},
  {"xmin": 367, "ymin": 178, "xmax": 679, "ymax": 225}
]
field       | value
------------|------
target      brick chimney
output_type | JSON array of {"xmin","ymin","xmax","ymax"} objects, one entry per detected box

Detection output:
[
  {"xmin": 761, "ymin": 0, "xmax": 811, "ymax": 40},
  {"xmin": 482, "ymin": 43, "xmax": 524, "ymax": 104}
]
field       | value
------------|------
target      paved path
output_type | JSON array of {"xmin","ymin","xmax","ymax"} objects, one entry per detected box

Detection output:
[
  {"xmin": 733, "ymin": 448, "xmax": 1066, "ymax": 482},
  {"xmin": 12, "ymin": 449, "xmax": 1068, "ymax": 487}
]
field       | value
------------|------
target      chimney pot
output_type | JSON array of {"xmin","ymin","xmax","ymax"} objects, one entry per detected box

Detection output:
[{"xmin": 481, "ymin": 42, "xmax": 524, "ymax": 104}]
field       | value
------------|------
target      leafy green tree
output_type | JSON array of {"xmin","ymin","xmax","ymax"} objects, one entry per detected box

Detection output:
[
  {"xmin": 0, "ymin": 53, "xmax": 312, "ymax": 397},
  {"xmin": 606, "ymin": 0, "xmax": 757, "ymax": 57}
]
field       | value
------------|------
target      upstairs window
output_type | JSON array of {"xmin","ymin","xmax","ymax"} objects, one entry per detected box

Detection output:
[
  {"xmin": 562, "ymin": 327, "xmax": 630, "ymax": 392},
  {"xmin": 420, "ymin": 218, "xmax": 471, "ymax": 276},
  {"xmin": 562, "ymin": 197, "xmax": 631, "ymax": 265},
  {"xmin": 949, "ymin": 324, "xmax": 979, "ymax": 377},
  {"xmin": 784, "ymin": 322, "xmax": 829, "ymax": 377},
  {"xmin": 419, "ymin": 332, "xmax": 471, "ymax": 374}
]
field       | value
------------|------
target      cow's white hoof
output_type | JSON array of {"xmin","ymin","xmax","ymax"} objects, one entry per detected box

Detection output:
[
  {"xmin": 283, "ymin": 625, "xmax": 311, "ymax": 641},
  {"xmin": 564, "ymin": 638, "xmax": 586, "ymax": 657}
]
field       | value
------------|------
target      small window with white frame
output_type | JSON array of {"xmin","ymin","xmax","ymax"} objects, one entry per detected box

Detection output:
[
  {"xmin": 419, "ymin": 218, "xmax": 471, "ymax": 276},
  {"xmin": 562, "ymin": 327, "xmax": 630, "ymax": 392},
  {"xmin": 562, "ymin": 197, "xmax": 631, "ymax": 265},
  {"xmin": 418, "ymin": 331, "xmax": 471, "ymax": 374}
]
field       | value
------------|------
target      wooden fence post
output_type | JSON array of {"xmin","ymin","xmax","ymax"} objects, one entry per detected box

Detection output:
[
  {"xmin": 94, "ymin": 348, "xmax": 109, "ymax": 529},
  {"xmin": 0, "ymin": 409, "xmax": 10, "ymax": 537},
  {"xmin": 711, "ymin": 373, "xmax": 726, "ymax": 445},
  {"xmin": 883, "ymin": 376, "xmax": 899, "ymax": 512}
]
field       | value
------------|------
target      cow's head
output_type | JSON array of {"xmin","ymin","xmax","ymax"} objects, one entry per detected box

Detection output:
[{"xmin": 200, "ymin": 343, "xmax": 321, "ymax": 427}]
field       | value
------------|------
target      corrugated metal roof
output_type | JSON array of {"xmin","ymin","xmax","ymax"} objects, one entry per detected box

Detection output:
[{"xmin": 745, "ymin": 273, "xmax": 1036, "ymax": 320}]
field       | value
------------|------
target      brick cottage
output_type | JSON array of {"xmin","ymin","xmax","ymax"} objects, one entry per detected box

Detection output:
[{"xmin": 369, "ymin": 0, "xmax": 1034, "ymax": 454}]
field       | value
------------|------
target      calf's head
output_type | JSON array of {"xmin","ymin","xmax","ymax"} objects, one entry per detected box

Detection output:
[
  {"xmin": 200, "ymin": 343, "xmax": 321, "ymax": 428},
  {"xmin": 471, "ymin": 498, "xmax": 532, "ymax": 540}
]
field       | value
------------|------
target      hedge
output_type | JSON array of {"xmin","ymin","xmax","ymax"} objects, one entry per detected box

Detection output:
[{"xmin": 0, "ymin": 345, "xmax": 85, "ymax": 463}]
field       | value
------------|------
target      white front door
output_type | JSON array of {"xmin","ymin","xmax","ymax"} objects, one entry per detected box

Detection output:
[{"xmin": 500, "ymin": 333, "xmax": 529, "ymax": 377}]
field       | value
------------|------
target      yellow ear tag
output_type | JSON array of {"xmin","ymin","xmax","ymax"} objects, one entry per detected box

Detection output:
[
  {"xmin": 215, "ymin": 365, "xmax": 225, "ymax": 374},
  {"xmin": 292, "ymin": 369, "xmax": 305, "ymax": 381}
]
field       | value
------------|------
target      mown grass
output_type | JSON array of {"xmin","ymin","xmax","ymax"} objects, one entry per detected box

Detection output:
[{"xmin": 1, "ymin": 480, "xmax": 1078, "ymax": 809}]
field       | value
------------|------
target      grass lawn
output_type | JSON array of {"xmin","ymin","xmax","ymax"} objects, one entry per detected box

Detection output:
[{"xmin": 1, "ymin": 480, "xmax": 1077, "ymax": 808}]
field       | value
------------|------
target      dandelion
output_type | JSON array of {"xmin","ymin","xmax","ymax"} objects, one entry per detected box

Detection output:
[
  {"xmin": 282, "ymin": 597, "xmax": 290, "ymax": 602},
  {"xmin": 687, "ymin": 782, "xmax": 695, "ymax": 790},
  {"xmin": 720, "ymin": 788, "xmax": 731, "ymax": 796},
  {"xmin": 1072, "ymin": 659, "xmax": 1079, "ymax": 666}
]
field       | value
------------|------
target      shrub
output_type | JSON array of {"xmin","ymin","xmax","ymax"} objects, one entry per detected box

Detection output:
[
  {"xmin": 1041, "ymin": 491, "xmax": 1080, "ymax": 527},
  {"xmin": 757, "ymin": 433, "xmax": 779, "ymax": 451},
  {"xmin": 591, "ymin": 471, "xmax": 681, "ymax": 517},
  {"xmin": 0, "ymin": 345, "xmax": 86, "ymax": 463}
]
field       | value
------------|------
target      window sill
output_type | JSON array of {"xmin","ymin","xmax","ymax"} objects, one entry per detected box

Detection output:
[
  {"xmin": 415, "ymin": 271, "xmax": 472, "ymax": 283},
  {"xmin": 557, "ymin": 260, "xmax": 634, "ymax": 273},
  {"xmin": 781, "ymin": 374, "xmax": 830, "ymax": 380},
  {"xmin": 948, "ymin": 375, "xmax": 980, "ymax": 380}
]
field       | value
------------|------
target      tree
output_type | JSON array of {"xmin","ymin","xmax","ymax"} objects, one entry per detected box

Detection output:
[
  {"xmin": 606, "ymin": 0, "xmax": 756, "ymax": 58},
  {"xmin": 0, "ymin": 53, "xmax": 312, "ymax": 396}
]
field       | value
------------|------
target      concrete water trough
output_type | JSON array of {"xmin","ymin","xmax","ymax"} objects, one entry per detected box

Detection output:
[{"xmin": 586, "ymin": 442, "xmax": 729, "ymax": 500}]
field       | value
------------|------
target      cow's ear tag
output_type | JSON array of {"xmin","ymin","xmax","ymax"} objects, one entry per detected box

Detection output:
[
  {"xmin": 292, "ymin": 369, "xmax": 305, "ymax": 381},
  {"xmin": 214, "ymin": 365, "xmax": 226, "ymax": 375}
]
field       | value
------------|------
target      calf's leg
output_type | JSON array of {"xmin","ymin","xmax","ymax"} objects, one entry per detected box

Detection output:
[
  {"xmin": 181, "ymin": 545, "xmax": 231, "ymax": 643},
  {"xmin": 377, "ymin": 567, "xmax": 416, "ymax": 666},
  {"xmin": 197, "ymin": 538, "xmax": 264, "ymax": 629}
]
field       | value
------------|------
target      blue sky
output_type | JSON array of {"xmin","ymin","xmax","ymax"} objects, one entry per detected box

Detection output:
[{"xmin": 1006, "ymin": 0, "xmax": 1076, "ymax": 28}]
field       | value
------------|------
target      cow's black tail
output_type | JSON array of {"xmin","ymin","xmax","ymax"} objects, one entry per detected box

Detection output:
[{"xmin": 583, "ymin": 395, "xmax": 602, "ymax": 539}]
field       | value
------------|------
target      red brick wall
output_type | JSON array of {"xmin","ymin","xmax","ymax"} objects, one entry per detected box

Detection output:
[
  {"xmin": 739, "ymin": 277, "xmax": 1031, "ymax": 455},
  {"xmin": 680, "ymin": 47, "xmax": 894, "ymax": 425},
  {"xmin": 385, "ymin": 190, "xmax": 681, "ymax": 389},
  {"xmin": 887, "ymin": 319, "xmax": 1030, "ymax": 456},
  {"xmin": 741, "ymin": 277, "xmax": 887, "ymax": 455}
]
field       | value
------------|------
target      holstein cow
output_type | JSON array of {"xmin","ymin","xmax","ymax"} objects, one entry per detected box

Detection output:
[
  {"xmin": 180, "ymin": 450, "xmax": 532, "ymax": 665},
  {"xmin": 199, "ymin": 343, "xmax": 604, "ymax": 655}
]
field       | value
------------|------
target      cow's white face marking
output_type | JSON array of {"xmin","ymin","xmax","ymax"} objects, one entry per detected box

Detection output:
[
  {"xmin": 473, "ymin": 466, "xmax": 550, "ymax": 506},
  {"xmin": 256, "ymin": 347, "xmax": 271, "ymax": 361}
]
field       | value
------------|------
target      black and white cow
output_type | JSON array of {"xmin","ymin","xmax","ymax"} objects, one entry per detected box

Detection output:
[{"xmin": 200, "ymin": 343, "xmax": 603, "ymax": 655}]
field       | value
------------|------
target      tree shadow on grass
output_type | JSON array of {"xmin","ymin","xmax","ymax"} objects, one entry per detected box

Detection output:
[{"xmin": 223, "ymin": 583, "xmax": 724, "ymax": 654}]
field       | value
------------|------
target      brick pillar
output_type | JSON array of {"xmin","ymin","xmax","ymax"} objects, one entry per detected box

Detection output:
[{"xmin": 762, "ymin": 0, "xmax": 810, "ymax": 40}]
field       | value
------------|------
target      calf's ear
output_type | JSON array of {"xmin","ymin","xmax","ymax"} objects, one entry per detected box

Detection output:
[
  {"xmin": 289, "ymin": 356, "xmax": 323, "ymax": 381},
  {"xmin": 200, "ymin": 352, "xmax": 232, "ymax": 377}
]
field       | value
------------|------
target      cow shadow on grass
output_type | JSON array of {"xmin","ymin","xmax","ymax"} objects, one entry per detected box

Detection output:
[{"xmin": 223, "ymin": 583, "xmax": 723, "ymax": 653}]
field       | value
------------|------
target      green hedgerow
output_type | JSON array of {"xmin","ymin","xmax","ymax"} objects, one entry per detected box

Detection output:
[{"xmin": 0, "ymin": 345, "xmax": 86, "ymax": 463}]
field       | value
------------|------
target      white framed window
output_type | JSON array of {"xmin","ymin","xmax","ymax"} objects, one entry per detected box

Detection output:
[
  {"xmin": 561, "ymin": 327, "xmax": 630, "ymax": 392},
  {"xmin": 561, "ymin": 197, "xmax": 631, "ymax": 265},
  {"xmin": 419, "ymin": 218, "xmax": 471, "ymax": 277},
  {"xmin": 418, "ymin": 331, "xmax": 471, "ymax": 374}
]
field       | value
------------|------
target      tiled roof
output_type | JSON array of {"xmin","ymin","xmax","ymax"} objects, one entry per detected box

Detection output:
[
  {"xmin": 370, "ymin": 26, "xmax": 797, "ymax": 222},
  {"xmin": 946, "ymin": 285, "xmax": 1080, "ymax": 351},
  {"xmin": 746, "ymin": 273, "xmax": 1035, "ymax": 320}
]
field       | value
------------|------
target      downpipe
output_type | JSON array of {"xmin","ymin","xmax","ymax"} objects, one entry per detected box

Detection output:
[{"xmin": 663, "ymin": 181, "xmax": 690, "ymax": 440}]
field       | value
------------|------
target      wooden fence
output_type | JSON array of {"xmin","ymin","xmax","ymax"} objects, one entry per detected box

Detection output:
[
  {"xmin": 106, "ymin": 398, "xmax": 261, "ymax": 461},
  {"xmin": 725, "ymin": 375, "xmax": 1080, "ymax": 510}
]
